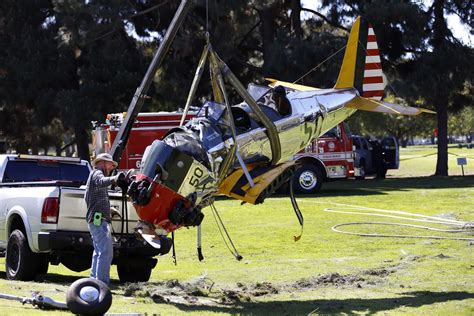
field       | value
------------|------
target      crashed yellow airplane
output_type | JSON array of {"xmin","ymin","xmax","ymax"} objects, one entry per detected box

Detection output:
[{"xmin": 124, "ymin": 16, "xmax": 433, "ymax": 241}]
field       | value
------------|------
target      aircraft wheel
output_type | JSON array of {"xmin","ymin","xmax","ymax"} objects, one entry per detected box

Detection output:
[
  {"xmin": 293, "ymin": 164, "xmax": 323, "ymax": 194},
  {"xmin": 66, "ymin": 278, "xmax": 112, "ymax": 315}
]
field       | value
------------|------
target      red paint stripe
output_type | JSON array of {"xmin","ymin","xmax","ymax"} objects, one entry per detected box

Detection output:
[
  {"xmin": 365, "ymin": 63, "xmax": 382, "ymax": 70},
  {"xmin": 362, "ymin": 90, "xmax": 384, "ymax": 97},
  {"xmin": 367, "ymin": 35, "xmax": 377, "ymax": 42},
  {"xmin": 366, "ymin": 49, "xmax": 380, "ymax": 56},
  {"xmin": 363, "ymin": 77, "xmax": 384, "ymax": 84}
]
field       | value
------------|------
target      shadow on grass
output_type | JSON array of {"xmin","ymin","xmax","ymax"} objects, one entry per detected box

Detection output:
[
  {"xmin": 169, "ymin": 291, "xmax": 474, "ymax": 314},
  {"xmin": 0, "ymin": 272, "xmax": 126, "ymax": 290},
  {"xmin": 35, "ymin": 273, "xmax": 86, "ymax": 284},
  {"xmin": 281, "ymin": 175, "xmax": 474, "ymax": 198}
]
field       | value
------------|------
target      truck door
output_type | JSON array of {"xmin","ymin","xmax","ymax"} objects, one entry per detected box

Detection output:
[{"xmin": 381, "ymin": 137, "xmax": 399, "ymax": 169}]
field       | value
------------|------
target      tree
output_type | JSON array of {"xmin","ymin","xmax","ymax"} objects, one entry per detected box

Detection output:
[
  {"xmin": 448, "ymin": 106, "xmax": 474, "ymax": 143},
  {"xmin": 319, "ymin": 0, "xmax": 473, "ymax": 176},
  {"xmin": 51, "ymin": 0, "xmax": 150, "ymax": 160},
  {"xmin": 0, "ymin": 0, "xmax": 68, "ymax": 154}
]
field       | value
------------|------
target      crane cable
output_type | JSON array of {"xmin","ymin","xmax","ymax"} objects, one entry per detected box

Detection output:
[{"xmin": 298, "ymin": 200, "xmax": 474, "ymax": 241}]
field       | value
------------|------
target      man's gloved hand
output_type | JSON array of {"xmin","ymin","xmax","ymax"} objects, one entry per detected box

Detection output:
[
  {"xmin": 115, "ymin": 172, "xmax": 129, "ymax": 190},
  {"xmin": 114, "ymin": 171, "xmax": 125, "ymax": 182},
  {"xmin": 110, "ymin": 207, "xmax": 122, "ymax": 219}
]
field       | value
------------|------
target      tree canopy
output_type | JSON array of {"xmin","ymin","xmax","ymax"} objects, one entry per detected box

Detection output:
[{"xmin": 0, "ymin": 0, "xmax": 472, "ymax": 175}]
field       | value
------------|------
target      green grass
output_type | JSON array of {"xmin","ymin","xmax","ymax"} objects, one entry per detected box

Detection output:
[
  {"xmin": 0, "ymin": 146, "xmax": 473, "ymax": 315},
  {"xmin": 389, "ymin": 145, "xmax": 474, "ymax": 177}
]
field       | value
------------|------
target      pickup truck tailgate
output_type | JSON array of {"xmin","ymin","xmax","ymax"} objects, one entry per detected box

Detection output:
[{"xmin": 58, "ymin": 187, "xmax": 139, "ymax": 233}]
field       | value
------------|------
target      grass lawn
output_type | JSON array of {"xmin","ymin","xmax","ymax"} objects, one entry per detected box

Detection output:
[
  {"xmin": 389, "ymin": 145, "xmax": 474, "ymax": 177},
  {"xmin": 0, "ymin": 146, "xmax": 473, "ymax": 315}
]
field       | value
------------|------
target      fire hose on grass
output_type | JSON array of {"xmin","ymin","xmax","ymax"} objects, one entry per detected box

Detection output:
[{"xmin": 297, "ymin": 200, "xmax": 474, "ymax": 241}]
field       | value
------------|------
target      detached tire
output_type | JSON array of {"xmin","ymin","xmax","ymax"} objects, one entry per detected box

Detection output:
[
  {"xmin": 6, "ymin": 229, "xmax": 38, "ymax": 281},
  {"xmin": 293, "ymin": 163, "xmax": 323, "ymax": 194},
  {"xmin": 117, "ymin": 263, "xmax": 152, "ymax": 283},
  {"xmin": 66, "ymin": 278, "xmax": 112, "ymax": 315}
]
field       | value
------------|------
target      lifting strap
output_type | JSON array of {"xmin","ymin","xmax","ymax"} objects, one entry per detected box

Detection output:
[
  {"xmin": 180, "ymin": 44, "xmax": 210, "ymax": 126},
  {"xmin": 180, "ymin": 43, "xmax": 281, "ymax": 166},
  {"xmin": 289, "ymin": 177, "xmax": 304, "ymax": 241}
]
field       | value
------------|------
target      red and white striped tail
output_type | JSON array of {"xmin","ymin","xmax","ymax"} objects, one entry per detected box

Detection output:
[{"xmin": 362, "ymin": 24, "xmax": 386, "ymax": 101}]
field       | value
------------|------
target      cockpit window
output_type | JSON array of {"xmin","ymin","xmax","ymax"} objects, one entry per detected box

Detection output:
[
  {"xmin": 196, "ymin": 101, "xmax": 227, "ymax": 123},
  {"xmin": 247, "ymin": 83, "xmax": 271, "ymax": 102}
]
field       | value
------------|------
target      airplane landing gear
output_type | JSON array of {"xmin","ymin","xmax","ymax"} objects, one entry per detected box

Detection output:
[{"xmin": 66, "ymin": 278, "xmax": 112, "ymax": 315}]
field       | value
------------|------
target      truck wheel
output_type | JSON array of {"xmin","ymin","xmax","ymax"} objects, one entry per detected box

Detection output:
[
  {"xmin": 6, "ymin": 229, "xmax": 38, "ymax": 281},
  {"xmin": 356, "ymin": 162, "xmax": 366, "ymax": 180},
  {"xmin": 117, "ymin": 263, "xmax": 152, "ymax": 283},
  {"xmin": 293, "ymin": 164, "xmax": 323, "ymax": 194},
  {"xmin": 376, "ymin": 167, "xmax": 387, "ymax": 179},
  {"xmin": 37, "ymin": 254, "xmax": 49, "ymax": 275}
]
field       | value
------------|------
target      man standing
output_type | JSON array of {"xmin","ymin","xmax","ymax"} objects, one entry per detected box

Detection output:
[{"xmin": 84, "ymin": 153, "xmax": 123, "ymax": 285}]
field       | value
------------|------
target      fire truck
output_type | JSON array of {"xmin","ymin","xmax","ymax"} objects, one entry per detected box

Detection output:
[
  {"xmin": 93, "ymin": 112, "xmax": 356, "ymax": 194},
  {"xmin": 292, "ymin": 123, "xmax": 355, "ymax": 194},
  {"xmin": 93, "ymin": 111, "xmax": 196, "ymax": 169}
]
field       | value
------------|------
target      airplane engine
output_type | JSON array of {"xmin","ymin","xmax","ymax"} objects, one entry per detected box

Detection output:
[{"xmin": 127, "ymin": 139, "xmax": 215, "ymax": 233}]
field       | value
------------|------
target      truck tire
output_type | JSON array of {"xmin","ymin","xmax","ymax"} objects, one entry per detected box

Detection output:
[
  {"xmin": 356, "ymin": 161, "xmax": 366, "ymax": 180},
  {"xmin": 6, "ymin": 229, "xmax": 38, "ymax": 281},
  {"xmin": 293, "ymin": 163, "xmax": 323, "ymax": 194},
  {"xmin": 117, "ymin": 263, "xmax": 152, "ymax": 283},
  {"xmin": 376, "ymin": 167, "xmax": 387, "ymax": 179},
  {"xmin": 37, "ymin": 254, "xmax": 49, "ymax": 275}
]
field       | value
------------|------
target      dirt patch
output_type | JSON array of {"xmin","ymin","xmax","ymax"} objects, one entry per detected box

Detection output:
[
  {"xmin": 433, "ymin": 253, "xmax": 452, "ymax": 259},
  {"xmin": 363, "ymin": 267, "xmax": 394, "ymax": 278},
  {"xmin": 118, "ymin": 267, "xmax": 397, "ymax": 307}
]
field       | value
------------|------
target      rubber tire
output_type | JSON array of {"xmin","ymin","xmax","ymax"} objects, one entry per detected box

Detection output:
[
  {"xmin": 376, "ymin": 167, "xmax": 387, "ymax": 179},
  {"xmin": 293, "ymin": 163, "xmax": 323, "ymax": 194},
  {"xmin": 66, "ymin": 278, "xmax": 112, "ymax": 315},
  {"xmin": 117, "ymin": 263, "xmax": 152, "ymax": 283},
  {"xmin": 37, "ymin": 254, "xmax": 49, "ymax": 275},
  {"xmin": 6, "ymin": 229, "xmax": 38, "ymax": 281}
]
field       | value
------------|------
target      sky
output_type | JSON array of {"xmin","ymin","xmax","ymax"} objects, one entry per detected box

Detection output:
[{"xmin": 300, "ymin": 0, "xmax": 473, "ymax": 47}]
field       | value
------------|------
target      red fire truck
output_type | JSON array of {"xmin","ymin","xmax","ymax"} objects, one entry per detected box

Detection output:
[
  {"xmin": 93, "ymin": 112, "xmax": 195, "ymax": 169},
  {"xmin": 93, "ymin": 112, "xmax": 357, "ymax": 194},
  {"xmin": 292, "ymin": 123, "xmax": 355, "ymax": 194}
]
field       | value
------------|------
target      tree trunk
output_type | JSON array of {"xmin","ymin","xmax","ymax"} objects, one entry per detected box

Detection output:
[
  {"xmin": 435, "ymin": 101, "xmax": 449, "ymax": 175},
  {"xmin": 432, "ymin": 0, "xmax": 449, "ymax": 176},
  {"xmin": 291, "ymin": 0, "xmax": 302, "ymax": 38},
  {"xmin": 260, "ymin": 6, "xmax": 275, "ymax": 75},
  {"xmin": 74, "ymin": 127, "xmax": 90, "ymax": 161}
]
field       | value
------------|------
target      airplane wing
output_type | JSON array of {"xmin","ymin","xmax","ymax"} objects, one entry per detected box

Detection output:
[
  {"xmin": 266, "ymin": 78, "xmax": 321, "ymax": 91},
  {"xmin": 346, "ymin": 96, "xmax": 436, "ymax": 116}
]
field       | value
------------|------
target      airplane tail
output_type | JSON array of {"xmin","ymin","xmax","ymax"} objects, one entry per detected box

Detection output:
[
  {"xmin": 334, "ymin": 16, "xmax": 386, "ymax": 101},
  {"xmin": 268, "ymin": 17, "xmax": 435, "ymax": 116}
]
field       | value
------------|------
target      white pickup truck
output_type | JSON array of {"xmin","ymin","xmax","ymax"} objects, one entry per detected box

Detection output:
[{"xmin": 0, "ymin": 154, "xmax": 172, "ymax": 282}]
